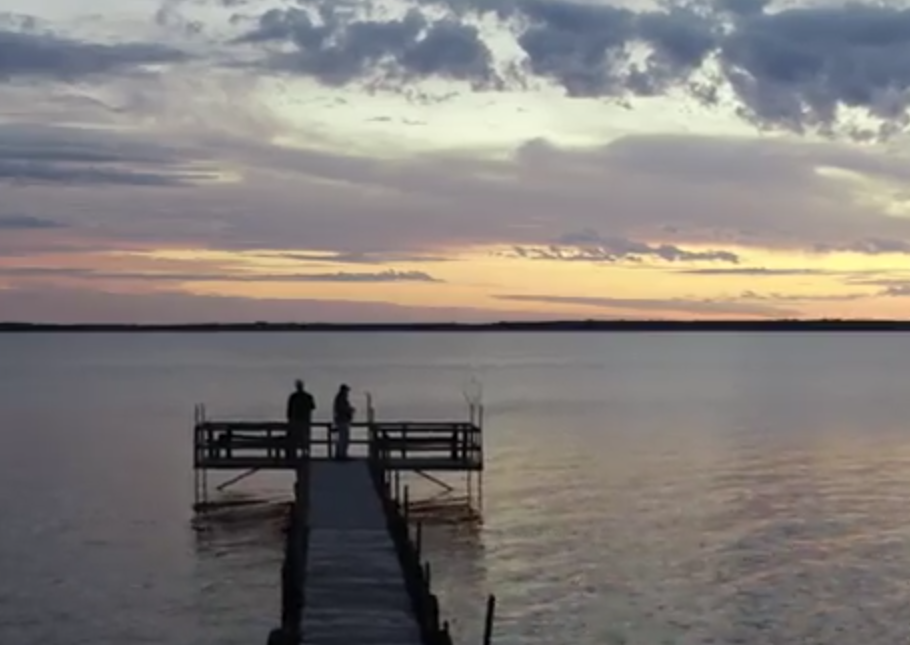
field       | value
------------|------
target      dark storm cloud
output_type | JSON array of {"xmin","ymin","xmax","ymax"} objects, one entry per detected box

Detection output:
[
  {"xmin": 495, "ymin": 293, "xmax": 793, "ymax": 317},
  {"xmin": 0, "ymin": 123, "xmax": 221, "ymax": 187},
  {"xmin": 229, "ymin": 1, "xmax": 910, "ymax": 137},
  {"xmin": 0, "ymin": 26, "xmax": 187, "ymax": 81},
  {"xmin": 0, "ymin": 215, "xmax": 66, "ymax": 230},
  {"xmin": 234, "ymin": 6, "xmax": 499, "ymax": 87}
]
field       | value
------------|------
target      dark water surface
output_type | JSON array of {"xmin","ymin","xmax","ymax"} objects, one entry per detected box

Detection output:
[{"xmin": 3, "ymin": 332, "xmax": 910, "ymax": 644}]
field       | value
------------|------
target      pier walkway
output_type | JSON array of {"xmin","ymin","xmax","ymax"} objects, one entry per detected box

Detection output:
[{"xmin": 303, "ymin": 460, "xmax": 421, "ymax": 645}]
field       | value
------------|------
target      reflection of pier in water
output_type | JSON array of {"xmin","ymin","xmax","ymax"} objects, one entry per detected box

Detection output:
[{"xmin": 191, "ymin": 395, "xmax": 497, "ymax": 645}]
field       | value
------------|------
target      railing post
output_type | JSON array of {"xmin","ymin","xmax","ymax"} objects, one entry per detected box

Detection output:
[
  {"xmin": 428, "ymin": 592, "xmax": 439, "ymax": 630},
  {"xmin": 482, "ymin": 594, "xmax": 497, "ymax": 645},
  {"xmin": 403, "ymin": 485, "xmax": 410, "ymax": 523},
  {"xmin": 415, "ymin": 521, "xmax": 422, "ymax": 562}
]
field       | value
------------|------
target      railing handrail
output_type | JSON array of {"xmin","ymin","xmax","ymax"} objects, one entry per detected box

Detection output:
[{"xmin": 195, "ymin": 419, "xmax": 481, "ymax": 428}]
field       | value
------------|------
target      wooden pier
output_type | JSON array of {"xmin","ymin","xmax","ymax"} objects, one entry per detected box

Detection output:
[
  {"xmin": 192, "ymin": 398, "xmax": 495, "ymax": 644},
  {"xmin": 302, "ymin": 460, "xmax": 423, "ymax": 644}
]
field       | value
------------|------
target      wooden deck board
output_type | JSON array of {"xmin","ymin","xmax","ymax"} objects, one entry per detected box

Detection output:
[{"xmin": 301, "ymin": 461, "xmax": 422, "ymax": 645}]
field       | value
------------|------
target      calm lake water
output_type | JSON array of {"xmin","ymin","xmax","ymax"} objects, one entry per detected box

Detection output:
[{"xmin": 3, "ymin": 332, "xmax": 910, "ymax": 645}]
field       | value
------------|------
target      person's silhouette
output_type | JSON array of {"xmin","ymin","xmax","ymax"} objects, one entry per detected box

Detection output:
[
  {"xmin": 332, "ymin": 384, "xmax": 355, "ymax": 460},
  {"xmin": 286, "ymin": 379, "xmax": 315, "ymax": 461}
]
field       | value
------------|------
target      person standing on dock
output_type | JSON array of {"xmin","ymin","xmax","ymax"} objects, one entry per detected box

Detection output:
[
  {"xmin": 286, "ymin": 380, "xmax": 316, "ymax": 461},
  {"xmin": 332, "ymin": 384, "xmax": 355, "ymax": 460}
]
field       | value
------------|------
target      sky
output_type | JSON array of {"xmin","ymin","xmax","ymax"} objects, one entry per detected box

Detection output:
[{"xmin": 4, "ymin": 0, "xmax": 910, "ymax": 322}]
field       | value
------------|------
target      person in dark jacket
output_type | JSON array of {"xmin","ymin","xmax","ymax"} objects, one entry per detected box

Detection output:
[
  {"xmin": 286, "ymin": 380, "xmax": 315, "ymax": 461},
  {"xmin": 332, "ymin": 384, "xmax": 355, "ymax": 460}
]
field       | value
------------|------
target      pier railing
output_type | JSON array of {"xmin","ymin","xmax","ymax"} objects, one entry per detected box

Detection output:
[
  {"xmin": 194, "ymin": 420, "xmax": 483, "ymax": 471},
  {"xmin": 371, "ymin": 458, "xmax": 455, "ymax": 645},
  {"xmin": 369, "ymin": 454, "xmax": 498, "ymax": 645}
]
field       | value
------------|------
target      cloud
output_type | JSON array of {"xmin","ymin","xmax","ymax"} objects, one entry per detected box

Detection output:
[
  {"xmin": 813, "ymin": 238, "xmax": 910, "ymax": 255},
  {"xmin": 0, "ymin": 123, "xmax": 223, "ymax": 186},
  {"xmin": 0, "ymin": 284, "xmax": 538, "ymax": 324},
  {"xmin": 0, "ymin": 25, "xmax": 187, "ymax": 80},
  {"xmin": 495, "ymin": 293, "xmax": 793, "ymax": 317},
  {"xmin": 5, "ymin": 130, "xmax": 910, "ymax": 261},
  {"xmin": 508, "ymin": 229, "xmax": 740, "ymax": 264},
  {"xmin": 846, "ymin": 277, "xmax": 910, "ymax": 298},
  {"xmin": 0, "ymin": 215, "xmax": 65, "ymax": 230},
  {"xmin": 738, "ymin": 289, "xmax": 869, "ymax": 302},
  {"xmin": 271, "ymin": 251, "xmax": 452, "ymax": 264},
  {"xmin": 678, "ymin": 267, "xmax": 826, "ymax": 276},
  {"xmin": 514, "ymin": 1, "xmax": 717, "ymax": 97},
  {"xmin": 225, "ymin": 0, "xmax": 910, "ymax": 138},
  {"xmin": 0, "ymin": 266, "xmax": 441, "ymax": 283},
  {"xmin": 883, "ymin": 284, "xmax": 910, "ymax": 297},
  {"xmin": 291, "ymin": 269, "xmax": 441, "ymax": 282},
  {"xmin": 715, "ymin": 4, "xmax": 910, "ymax": 138},
  {"xmin": 234, "ymin": 5, "xmax": 500, "ymax": 89}
]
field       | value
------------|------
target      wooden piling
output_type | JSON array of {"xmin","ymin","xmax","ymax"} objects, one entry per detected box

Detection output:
[{"xmin": 483, "ymin": 595, "xmax": 497, "ymax": 645}]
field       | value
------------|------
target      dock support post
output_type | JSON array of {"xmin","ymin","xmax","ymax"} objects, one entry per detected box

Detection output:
[{"xmin": 482, "ymin": 594, "xmax": 497, "ymax": 645}]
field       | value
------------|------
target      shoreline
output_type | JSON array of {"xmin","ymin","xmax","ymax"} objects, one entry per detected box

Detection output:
[{"xmin": 4, "ymin": 320, "xmax": 910, "ymax": 332}]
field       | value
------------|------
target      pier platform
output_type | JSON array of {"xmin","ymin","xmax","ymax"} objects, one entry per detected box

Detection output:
[{"xmin": 194, "ymin": 421, "xmax": 482, "ymax": 471}]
